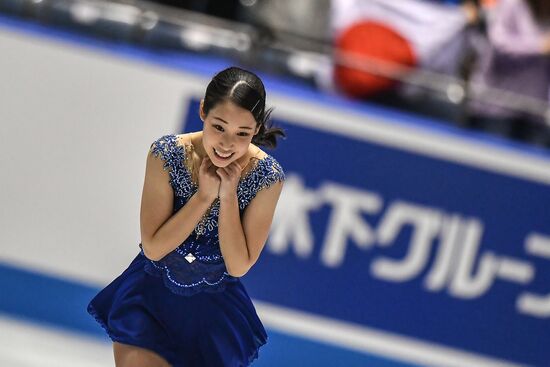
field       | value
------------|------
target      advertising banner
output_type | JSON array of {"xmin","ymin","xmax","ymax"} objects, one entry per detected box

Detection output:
[{"xmin": 184, "ymin": 98, "xmax": 550, "ymax": 366}]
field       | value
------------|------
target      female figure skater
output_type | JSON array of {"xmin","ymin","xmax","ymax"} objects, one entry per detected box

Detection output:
[{"xmin": 87, "ymin": 66, "xmax": 285, "ymax": 367}]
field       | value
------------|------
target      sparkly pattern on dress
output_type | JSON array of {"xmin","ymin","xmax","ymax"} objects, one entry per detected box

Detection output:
[{"xmin": 143, "ymin": 134, "xmax": 285, "ymax": 296}]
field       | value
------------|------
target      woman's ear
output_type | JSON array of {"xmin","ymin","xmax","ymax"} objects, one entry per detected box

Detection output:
[
  {"xmin": 254, "ymin": 124, "xmax": 261, "ymax": 136},
  {"xmin": 199, "ymin": 99, "xmax": 206, "ymax": 121}
]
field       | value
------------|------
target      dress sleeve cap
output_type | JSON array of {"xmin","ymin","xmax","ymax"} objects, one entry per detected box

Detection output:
[{"xmin": 149, "ymin": 134, "xmax": 178, "ymax": 171}]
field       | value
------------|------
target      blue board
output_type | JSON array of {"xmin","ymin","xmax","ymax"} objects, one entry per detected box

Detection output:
[{"xmin": 184, "ymin": 98, "xmax": 550, "ymax": 366}]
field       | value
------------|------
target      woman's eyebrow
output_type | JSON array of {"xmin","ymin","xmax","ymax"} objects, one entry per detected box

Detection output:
[{"xmin": 213, "ymin": 116, "xmax": 254, "ymax": 129}]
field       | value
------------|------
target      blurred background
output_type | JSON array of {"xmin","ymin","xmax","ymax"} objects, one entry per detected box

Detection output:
[{"xmin": 1, "ymin": 0, "xmax": 549, "ymax": 366}]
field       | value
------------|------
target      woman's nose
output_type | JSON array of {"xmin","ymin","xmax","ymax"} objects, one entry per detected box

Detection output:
[{"xmin": 220, "ymin": 134, "xmax": 235, "ymax": 148}]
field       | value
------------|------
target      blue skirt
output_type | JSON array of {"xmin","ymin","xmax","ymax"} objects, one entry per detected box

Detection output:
[{"xmin": 87, "ymin": 252, "xmax": 268, "ymax": 367}]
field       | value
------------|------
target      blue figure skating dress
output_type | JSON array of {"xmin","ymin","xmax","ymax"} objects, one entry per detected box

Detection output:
[{"xmin": 87, "ymin": 134, "xmax": 285, "ymax": 367}]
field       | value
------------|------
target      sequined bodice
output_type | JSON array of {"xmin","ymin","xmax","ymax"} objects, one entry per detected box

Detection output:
[{"xmin": 139, "ymin": 134, "xmax": 285, "ymax": 296}]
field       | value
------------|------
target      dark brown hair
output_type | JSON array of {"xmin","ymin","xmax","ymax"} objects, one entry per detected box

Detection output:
[{"xmin": 202, "ymin": 66, "xmax": 285, "ymax": 149}]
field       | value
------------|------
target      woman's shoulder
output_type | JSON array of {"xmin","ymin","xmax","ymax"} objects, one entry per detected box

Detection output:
[
  {"xmin": 176, "ymin": 132, "xmax": 205, "ymax": 158},
  {"xmin": 149, "ymin": 132, "xmax": 197, "ymax": 154},
  {"xmin": 149, "ymin": 134, "xmax": 176, "ymax": 156},
  {"xmin": 150, "ymin": 132, "xmax": 196, "ymax": 144},
  {"xmin": 174, "ymin": 132, "xmax": 196, "ymax": 146},
  {"xmin": 150, "ymin": 133, "xmax": 180, "ymax": 148},
  {"xmin": 249, "ymin": 145, "xmax": 285, "ymax": 182},
  {"xmin": 249, "ymin": 145, "xmax": 277, "ymax": 168},
  {"xmin": 148, "ymin": 133, "xmax": 192, "ymax": 166},
  {"xmin": 251, "ymin": 143, "xmax": 267, "ymax": 160}
]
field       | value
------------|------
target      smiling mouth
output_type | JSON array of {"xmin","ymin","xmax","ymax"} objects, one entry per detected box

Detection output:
[{"xmin": 213, "ymin": 148, "xmax": 234, "ymax": 160}]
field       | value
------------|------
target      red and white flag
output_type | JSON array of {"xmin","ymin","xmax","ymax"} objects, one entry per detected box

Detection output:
[{"xmin": 330, "ymin": 0, "xmax": 470, "ymax": 96}]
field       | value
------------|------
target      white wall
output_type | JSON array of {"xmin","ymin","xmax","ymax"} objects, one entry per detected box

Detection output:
[
  {"xmin": 2, "ymin": 23, "xmax": 550, "ymax": 292},
  {"xmin": 0, "ymin": 26, "xmax": 206, "ymax": 285}
]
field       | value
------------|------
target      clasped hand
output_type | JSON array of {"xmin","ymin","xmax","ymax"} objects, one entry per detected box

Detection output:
[{"xmin": 197, "ymin": 157, "xmax": 242, "ymax": 202}]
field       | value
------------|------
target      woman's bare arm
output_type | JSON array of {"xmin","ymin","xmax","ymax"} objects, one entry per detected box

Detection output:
[
  {"xmin": 218, "ymin": 180, "xmax": 284, "ymax": 277},
  {"xmin": 139, "ymin": 147, "xmax": 213, "ymax": 261}
]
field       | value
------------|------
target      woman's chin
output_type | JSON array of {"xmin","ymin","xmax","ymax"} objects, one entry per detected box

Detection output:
[
  {"xmin": 209, "ymin": 147, "xmax": 239, "ymax": 167},
  {"xmin": 210, "ymin": 152, "xmax": 246, "ymax": 168},
  {"xmin": 210, "ymin": 156, "xmax": 232, "ymax": 168}
]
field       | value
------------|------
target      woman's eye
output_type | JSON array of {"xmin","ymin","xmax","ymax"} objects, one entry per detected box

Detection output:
[
  {"xmin": 213, "ymin": 124, "xmax": 224, "ymax": 132},
  {"xmin": 238, "ymin": 132, "xmax": 250, "ymax": 137}
]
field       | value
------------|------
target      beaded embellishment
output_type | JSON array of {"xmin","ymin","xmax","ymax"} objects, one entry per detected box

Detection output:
[{"xmin": 142, "ymin": 134, "xmax": 285, "ymax": 296}]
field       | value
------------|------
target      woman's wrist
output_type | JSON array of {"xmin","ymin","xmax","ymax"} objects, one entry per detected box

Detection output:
[
  {"xmin": 219, "ymin": 191, "xmax": 238, "ymax": 206},
  {"xmin": 196, "ymin": 190, "xmax": 217, "ymax": 204}
]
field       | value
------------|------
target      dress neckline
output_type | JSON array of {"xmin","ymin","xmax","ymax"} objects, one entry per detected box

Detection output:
[{"xmin": 173, "ymin": 133, "xmax": 270, "ymax": 185}]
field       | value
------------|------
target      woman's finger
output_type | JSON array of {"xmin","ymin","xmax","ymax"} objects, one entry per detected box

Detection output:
[
  {"xmin": 232, "ymin": 161, "xmax": 243, "ymax": 172},
  {"xmin": 216, "ymin": 167, "xmax": 228, "ymax": 180},
  {"xmin": 226, "ymin": 166, "xmax": 240, "ymax": 179},
  {"xmin": 198, "ymin": 159, "xmax": 208, "ymax": 178},
  {"xmin": 223, "ymin": 163, "xmax": 237, "ymax": 176}
]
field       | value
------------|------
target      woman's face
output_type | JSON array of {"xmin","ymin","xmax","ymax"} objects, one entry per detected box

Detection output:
[{"xmin": 201, "ymin": 99, "xmax": 259, "ymax": 167}]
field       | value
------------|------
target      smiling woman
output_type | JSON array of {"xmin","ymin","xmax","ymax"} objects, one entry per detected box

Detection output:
[
  {"xmin": 199, "ymin": 100, "xmax": 260, "ymax": 167},
  {"xmin": 87, "ymin": 67, "xmax": 286, "ymax": 367}
]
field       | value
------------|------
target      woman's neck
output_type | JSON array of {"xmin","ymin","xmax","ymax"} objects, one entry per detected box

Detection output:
[{"xmin": 189, "ymin": 131, "xmax": 259, "ymax": 170}]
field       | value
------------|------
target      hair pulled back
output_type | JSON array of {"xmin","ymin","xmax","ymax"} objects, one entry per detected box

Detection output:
[{"xmin": 202, "ymin": 66, "xmax": 285, "ymax": 149}]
